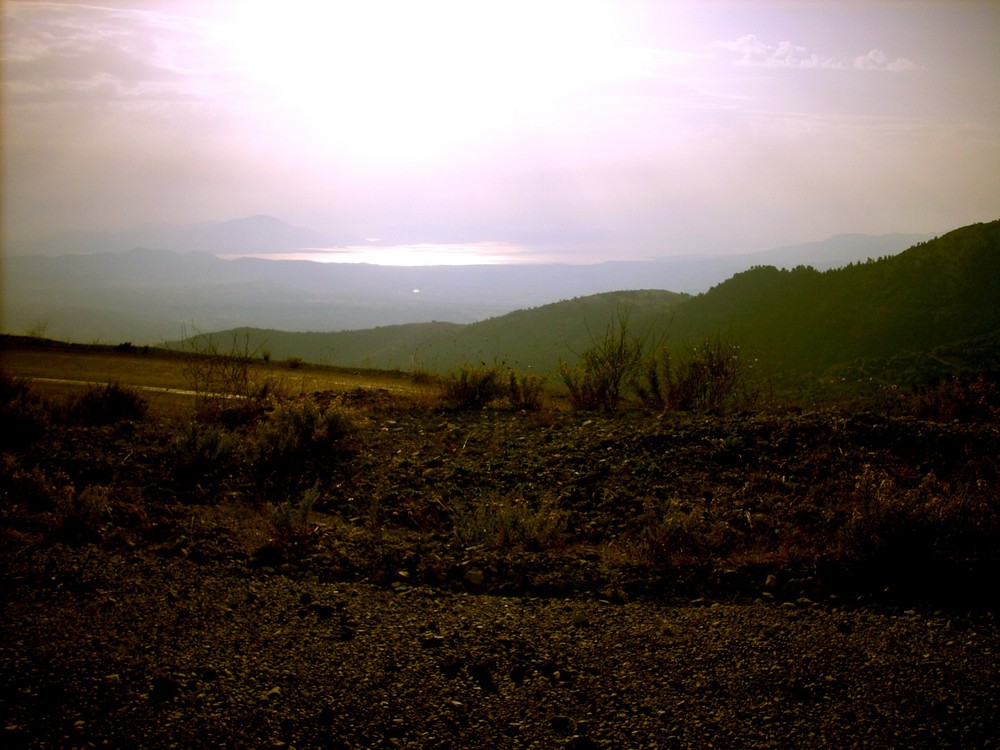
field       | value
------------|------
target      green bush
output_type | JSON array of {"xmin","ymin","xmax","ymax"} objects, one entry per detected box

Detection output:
[{"xmin": 439, "ymin": 364, "xmax": 547, "ymax": 411}]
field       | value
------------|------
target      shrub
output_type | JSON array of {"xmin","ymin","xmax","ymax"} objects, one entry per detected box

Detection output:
[
  {"xmin": 439, "ymin": 364, "xmax": 506, "ymax": 410},
  {"xmin": 171, "ymin": 421, "xmax": 240, "ymax": 484},
  {"xmin": 838, "ymin": 465, "xmax": 1000, "ymax": 597},
  {"xmin": 179, "ymin": 329, "xmax": 276, "ymax": 424},
  {"xmin": 65, "ymin": 382, "xmax": 148, "ymax": 425},
  {"xmin": 905, "ymin": 375, "xmax": 1000, "ymax": 422},
  {"xmin": 558, "ymin": 310, "xmax": 645, "ymax": 411},
  {"xmin": 246, "ymin": 399, "xmax": 353, "ymax": 495},
  {"xmin": 634, "ymin": 333, "xmax": 759, "ymax": 414},
  {"xmin": 269, "ymin": 482, "xmax": 320, "ymax": 545},
  {"xmin": 0, "ymin": 457, "xmax": 68, "ymax": 514},
  {"xmin": 506, "ymin": 370, "xmax": 546, "ymax": 412},
  {"xmin": 439, "ymin": 364, "xmax": 547, "ymax": 411},
  {"xmin": 53, "ymin": 484, "xmax": 112, "ymax": 541},
  {"xmin": 0, "ymin": 367, "xmax": 49, "ymax": 448},
  {"xmin": 635, "ymin": 496, "xmax": 727, "ymax": 568},
  {"xmin": 451, "ymin": 493, "xmax": 566, "ymax": 550},
  {"xmin": 410, "ymin": 368, "xmax": 434, "ymax": 385}
]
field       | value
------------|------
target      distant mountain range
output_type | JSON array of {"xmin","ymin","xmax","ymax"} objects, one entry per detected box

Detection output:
[
  {"xmin": 4, "ymin": 216, "xmax": 931, "ymax": 345},
  {"xmin": 165, "ymin": 220, "xmax": 1000, "ymax": 389}
]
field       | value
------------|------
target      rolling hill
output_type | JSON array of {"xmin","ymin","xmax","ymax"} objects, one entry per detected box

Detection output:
[{"xmin": 176, "ymin": 220, "xmax": 1000, "ymax": 389}]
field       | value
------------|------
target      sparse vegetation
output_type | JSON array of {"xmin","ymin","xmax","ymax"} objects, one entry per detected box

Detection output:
[
  {"xmin": 451, "ymin": 492, "xmax": 566, "ymax": 550},
  {"xmin": 3, "ymin": 331, "xmax": 1000, "ymax": 749},
  {"xmin": 439, "ymin": 363, "xmax": 547, "ymax": 411},
  {"xmin": 633, "ymin": 333, "xmax": 763, "ymax": 413},
  {"xmin": 245, "ymin": 398, "xmax": 353, "ymax": 497},
  {"xmin": 903, "ymin": 373, "xmax": 1000, "ymax": 422},
  {"xmin": 439, "ymin": 364, "xmax": 506, "ymax": 410},
  {"xmin": 269, "ymin": 482, "xmax": 321, "ymax": 547},
  {"xmin": 4, "ymin": 335, "xmax": 998, "ymax": 608},
  {"xmin": 0, "ymin": 366, "xmax": 49, "ymax": 448},
  {"xmin": 558, "ymin": 309, "xmax": 646, "ymax": 411},
  {"xmin": 179, "ymin": 328, "xmax": 280, "ymax": 423},
  {"xmin": 63, "ymin": 381, "xmax": 149, "ymax": 424}
]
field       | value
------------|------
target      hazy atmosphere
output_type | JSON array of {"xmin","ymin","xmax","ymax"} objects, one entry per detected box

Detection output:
[{"xmin": 3, "ymin": 0, "xmax": 998, "ymax": 263}]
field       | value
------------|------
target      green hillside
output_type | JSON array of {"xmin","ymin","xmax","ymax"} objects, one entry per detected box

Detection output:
[
  {"xmin": 172, "ymin": 290, "xmax": 688, "ymax": 374},
  {"xmin": 177, "ymin": 321, "xmax": 463, "ymax": 371},
  {"xmin": 412, "ymin": 290, "xmax": 689, "ymax": 373},
  {"xmin": 179, "ymin": 220, "xmax": 1000, "ymax": 390},
  {"xmin": 662, "ymin": 220, "xmax": 1000, "ymax": 385}
]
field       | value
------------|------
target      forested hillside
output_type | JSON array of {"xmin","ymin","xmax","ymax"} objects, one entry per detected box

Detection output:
[{"xmin": 659, "ymin": 220, "xmax": 1000, "ymax": 385}]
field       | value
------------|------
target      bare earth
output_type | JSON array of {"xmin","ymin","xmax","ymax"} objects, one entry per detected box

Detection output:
[
  {"xmin": 2, "ymin": 366, "xmax": 999, "ymax": 747},
  {"xmin": 3, "ymin": 541, "xmax": 998, "ymax": 749}
]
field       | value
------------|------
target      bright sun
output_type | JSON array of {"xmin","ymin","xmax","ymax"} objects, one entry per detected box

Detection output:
[{"xmin": 222, "ymin": 1, "xmax": 625, "ymax": 166}]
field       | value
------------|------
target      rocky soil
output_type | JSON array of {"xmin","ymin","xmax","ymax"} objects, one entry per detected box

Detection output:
[{"xmin": 3, "ymin": 388, "xmax": 999, "ymax": 748}]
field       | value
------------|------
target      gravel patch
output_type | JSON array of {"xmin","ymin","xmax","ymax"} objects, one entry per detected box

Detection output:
[{"xmin": 3, "ymin": 546, "xmax": 997, "ymax": 749}]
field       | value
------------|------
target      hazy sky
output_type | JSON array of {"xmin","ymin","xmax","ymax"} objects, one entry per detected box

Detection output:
[{"xmin": 3, "ymin": 1, "xmax": 998, "ymax": 261}]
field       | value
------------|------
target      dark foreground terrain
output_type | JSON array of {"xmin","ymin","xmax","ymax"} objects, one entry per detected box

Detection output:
[{"xmin": 2, "ymin": 373, "xmax": 999, "ymax": 748}]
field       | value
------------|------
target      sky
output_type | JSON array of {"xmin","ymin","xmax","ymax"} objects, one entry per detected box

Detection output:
[{"xmin": 2, "ymin": 1, "xmax": 999, "ymax": 263}]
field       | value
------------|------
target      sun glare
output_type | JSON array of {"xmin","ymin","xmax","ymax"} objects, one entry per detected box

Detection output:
[{"xmin": 222, "ymin": 1, "xmax": 625, "ymax": 165}]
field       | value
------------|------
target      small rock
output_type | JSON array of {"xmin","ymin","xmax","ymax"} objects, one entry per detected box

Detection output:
[
  {"xmin": 149, "ymin": 675, "xmax": 181, "ymax": 703},
  {"xmin": 465, "ymin": 568, "xmax": 486, "ymax": 586},
  {"xmin": 309, "ymin": 603, "xmax": 335, "ymax": 619},
  {"xmin": 467, "ymin": 662, "xmax": 497, "ymax": 693},
  {"xmin": 550, "ymin": 714, "xmax": 575, "ymax": 734}
]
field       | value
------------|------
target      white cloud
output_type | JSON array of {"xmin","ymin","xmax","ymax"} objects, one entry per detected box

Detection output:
[
  {"xmin": 1, "ymin": 1, "xmax": 226, "ymax": 105},
  {"xmin": 854, "ymin": 49, "xmax": 920, "ymax": 72},
  {"xmin": 712, "ymin": 34, "xmax": 841, "ymax": 70}
]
